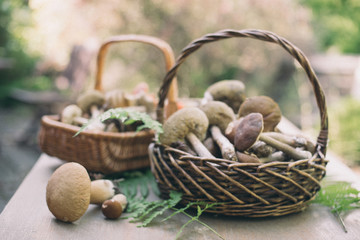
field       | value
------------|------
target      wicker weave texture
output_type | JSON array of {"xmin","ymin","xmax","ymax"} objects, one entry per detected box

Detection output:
[
  {"xmin": 150, "ymin": 29, "xmax": 329, "ymax": 217},
  {"xmin": 38, "ymin": 35, "xmax": 178, "ymax": 173}
]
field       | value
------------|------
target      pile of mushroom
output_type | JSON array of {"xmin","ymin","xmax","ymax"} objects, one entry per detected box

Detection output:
[
  {"xmin": 160, "ymin": 79, "xmax": 315, "ymax": 164},
  {"xmin": 59, "ymin": 82, "xmax": 157, "ymax": 132},
  {"xmin": 46, "ymin": 162, "xmax": 128, "ymax": 223}
]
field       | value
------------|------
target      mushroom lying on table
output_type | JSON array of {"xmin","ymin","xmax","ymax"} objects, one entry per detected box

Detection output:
[
  {"xmin": 159, "ymin": 107, "xmax": 214, "ymax": 158},
  {"xmin": 234, "ymin": 113, "xmax": 312, "ymax": 162},
  {"xmin": 200, "ymin": 101, "xmax": 237, "ymax": 161},
  {"xmin": 203, "ymin": 80, "xmax": 246, "ymax": 113},
  {"xmin": 238, "ymin": 95, "xmax": 282, "ymax": 132}
]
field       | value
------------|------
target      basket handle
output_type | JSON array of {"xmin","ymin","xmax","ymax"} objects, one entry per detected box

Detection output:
[
  {"xmin": 156, "ymin": 29, "xmax": 328, "ymax": 157},
  {"xmin": 95, "ymin": 34, "xmax": 178, "ymax": 118}
]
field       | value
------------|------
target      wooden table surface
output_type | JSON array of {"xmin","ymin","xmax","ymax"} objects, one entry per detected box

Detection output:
[{"xmin": 0, "ymin": 150, "xmax": 359, "ymax": 240}]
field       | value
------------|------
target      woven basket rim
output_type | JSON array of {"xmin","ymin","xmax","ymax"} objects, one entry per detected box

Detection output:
[{"xmin": 41, "ymin": 115, "xmax": 155, "ymax": 139}]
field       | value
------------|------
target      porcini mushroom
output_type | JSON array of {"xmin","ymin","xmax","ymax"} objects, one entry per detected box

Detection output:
[
  {"xmin": 46, "ymin": 162, "xmax": 91, "ymax": 223},
  {"xmin": 90, "ymin": 179, "xmax": 116, "ymax": 205},
  {"xmin": 159, "ymin": 107, "xmax": 214, "ymax": 158},
  {"xmin": 200, "ymin": 101, "xmax": 237, "ymax": 161},
  {"xmin": 238, "ymin": 96, "xmax": 282, "ymax": 132},
  {"xmin": 77, "ymin": 90, "xmax": 105, "ymax": 118},
  {"xmin": 224, "ymin": 118, "xmax": 243, "ymax": 144},
  {"xmin": 234, "ymin": 113, "xmax": 264, "ymax": 152},
  {"xmin": 101, "ymin": 199, "xmax": 123, "ymax": 219},
  {"xmin": 101, "ymin": 193, "xmax": 128, "ymax": 220},
  {"xmin": 203, "ymin": 80, "xmax": 246, "ymax": 112},
  {"xmin": 234, "ymin": 113, "xmax": 312, "ymax": 160},
  {"xmin": 105, "ymin": 89, "xmax": 126, "ymax": 109},
  {"xmin": 61, "ymin": 104, "xmax": 88, "ymax": 126}
]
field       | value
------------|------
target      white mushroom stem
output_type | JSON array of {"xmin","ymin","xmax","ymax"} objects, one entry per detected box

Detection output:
[
  {"xmin": 261, "ymin": 132, "xmax": 315, "ymax": 153},
  {"xmin": 259, "ymin": 151, "xmax": 286, "ymax": 163},
  {"xmin": 259, "ymin": 134, "xmax": 312, "ymax": 160},
  {"xmin": 186, "ymin": 132, "xmax": 214, "ymax": 158},
  {"xmin": 210, "ymin": 126, "xmax": 237, "ymax": 161}
]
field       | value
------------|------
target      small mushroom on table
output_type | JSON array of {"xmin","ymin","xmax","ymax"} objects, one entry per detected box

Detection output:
[
  {"xmin": 90, "ymin": 179, "xmax": 116, "ymax": 205},
  {"xmin": 203, "ymin": 80, "xmax": 246, "ymax": 113},
  {"xmin": 238, "ymin": 95, "xmax": 282, "ymax": 132},
  {"xmin": 159, "ymin": 107, "xmax": 214, "ymax": 158},
  {"xmin": 234, "ymin": 113, "xmax": 312, "ymax": 161},
  {"xmin": 200, "ymin": 101, "xmax": 237, "ymax": 161}
]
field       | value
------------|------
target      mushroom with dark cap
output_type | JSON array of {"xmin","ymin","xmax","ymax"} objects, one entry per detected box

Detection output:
[
  {"xmin": 203, "ymin": 80, "xmax": 246, "ymax": 112},
  {"xmin": 200, "ymin": 101, "xmax": 237, "ymax": 161},
  {"xmin": 159, "ymin": 107, "xmax": 214, "ymax": 158},
  {"xmin": 238, "ymin": 96, "xmax": 282, "ymax": 132},
  {"xmin": 77, "ymin": 90, "xmax": 105, "ymax": 118},
  {"xmin": 234, "ymin": 113, "xmax": 312, "ymax": 161}
]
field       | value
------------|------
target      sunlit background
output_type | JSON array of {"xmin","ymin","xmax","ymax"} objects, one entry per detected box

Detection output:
[{"xmin": 1, "ymin": 0, "xmax": 360, "ymax": 209}]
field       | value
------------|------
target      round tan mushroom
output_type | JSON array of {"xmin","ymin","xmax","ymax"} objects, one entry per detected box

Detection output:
[
  {"xmin": 61, "ymin": 104, "xmax": 88, "ymax": 126},
  {"xmin": 203, "ymin": 80, "xmax": 246, "ymax": 112},
  {"xmin": 112, "ymin": 193, "xmax": 128, "ymax": 211},
  {"xmin": 46, "ymin": 162, "xmax": 91, "ymax": 223},
  {"xmin": 90, "ymin": 179, "xmax": 116, "ymax": 205},
  {"xmin": 200, "ymin": 101, "xmax": 237, "ymax": 161},
  {"xmin": 105, "ymin": 89, "xmax": 126, "ymax": 109},
  {"xmin": 159, "ymin": 107, "xmax": 213, "ymax": 158},
  {"xmin": 77, "ymin": 90, "xmax": 105, "ymax": 118},
  {"xmin": 238, "ymin": 96, "xmax": 282, "ymax": 132}
]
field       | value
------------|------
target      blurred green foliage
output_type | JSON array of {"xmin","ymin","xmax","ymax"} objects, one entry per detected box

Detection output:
[
  {"xmin": 0, "ymin": 0, "xmax": 39, "ymax": 104},
  {"xmin": 302, "ymin": 0, "xmax": 360, "ymax": 53},
  {"xmin": 329, "ymin": 97, "xmax": 360, "ymax": 165}
]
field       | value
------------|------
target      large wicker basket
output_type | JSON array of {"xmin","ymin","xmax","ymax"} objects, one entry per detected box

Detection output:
[
  {"xmin": 149, "ymin": 29, "xmax": 329, "ymax": 217},
  {"xmin": 39, "ymin": 34, "xmax": 178, "ymax": 174}
]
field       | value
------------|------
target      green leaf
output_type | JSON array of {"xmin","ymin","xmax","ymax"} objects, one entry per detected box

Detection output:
[
  {"xmin": 74, "ymin": 108, "xmax": 163, "ymax": 137},
  {"xmin": 314, "ymin": 181, "xmax": 360, "ymax": 232}
]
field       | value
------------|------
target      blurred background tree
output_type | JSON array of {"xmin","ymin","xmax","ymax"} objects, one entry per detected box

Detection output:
[{"xmin": 302, "ymin": 0, "xmax": 360, "ymax": 53}]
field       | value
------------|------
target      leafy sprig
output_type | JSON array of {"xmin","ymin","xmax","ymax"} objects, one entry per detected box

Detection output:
[
  {"xmin": 74, "ymin": 108, "xmax": 163, "ymax": 137},
  {"xmin": 113, "ymin": 169, "xmax": 224, "ymax": 239},
  {"xmin": 314, "ymin": 181, "xmax": 360, "ymax": 232}
]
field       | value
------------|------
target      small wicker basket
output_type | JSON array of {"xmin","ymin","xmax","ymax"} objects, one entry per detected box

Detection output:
[
  {"xmin": 39, "ymin": 34, "xmax": 178, "ymax": 174},
  {"xmin": 149, "ymin": 29, "xmax": 329, "ymax": 217}
]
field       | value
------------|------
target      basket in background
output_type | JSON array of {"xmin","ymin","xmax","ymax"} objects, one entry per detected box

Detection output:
[{"xmin": 39, "ymin": 34, "xmax": 178, "ymax": 174}]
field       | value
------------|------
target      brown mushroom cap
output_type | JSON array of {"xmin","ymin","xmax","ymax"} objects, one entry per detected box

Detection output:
[
  {"xmin": 234, "ymin": 113, "xmax": 264, "ymax": 151},
  {"xmin": 159, "ymin": 107, "xmax": 209, "ymax": 145},
  {"xmin": 204, "ymin": 80, "xmax": 246, "ymax": 112},
  {"xmin": 77, "ymin": 90, "xmax": 105, "ymax": 114},
  {"xmin": 225, "ymin": 118, "xmax": 243, "ymax": 143},
  {"xmin": 101, "ymin": 199, "xmax": 123, "ymax": 219},
  {"xmin": 46, "ymin": 162, "xmax": 91, "ymax": 223},
  {"xmin": 200, "ymin": 101, "xmax": 235, "ymax": 132},
  {"xmin": 238, "ymin": 96, "xmax": 281, "ymax": 132}
]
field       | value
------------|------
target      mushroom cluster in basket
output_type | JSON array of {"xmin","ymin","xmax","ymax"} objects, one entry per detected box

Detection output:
[
  {"xmin": 160, "ymin": 79, "xmax": 315, "ymax": 163},
  {"xmin": 60, "ymin": 82, "xmax": 156, "ymax": 132}
]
